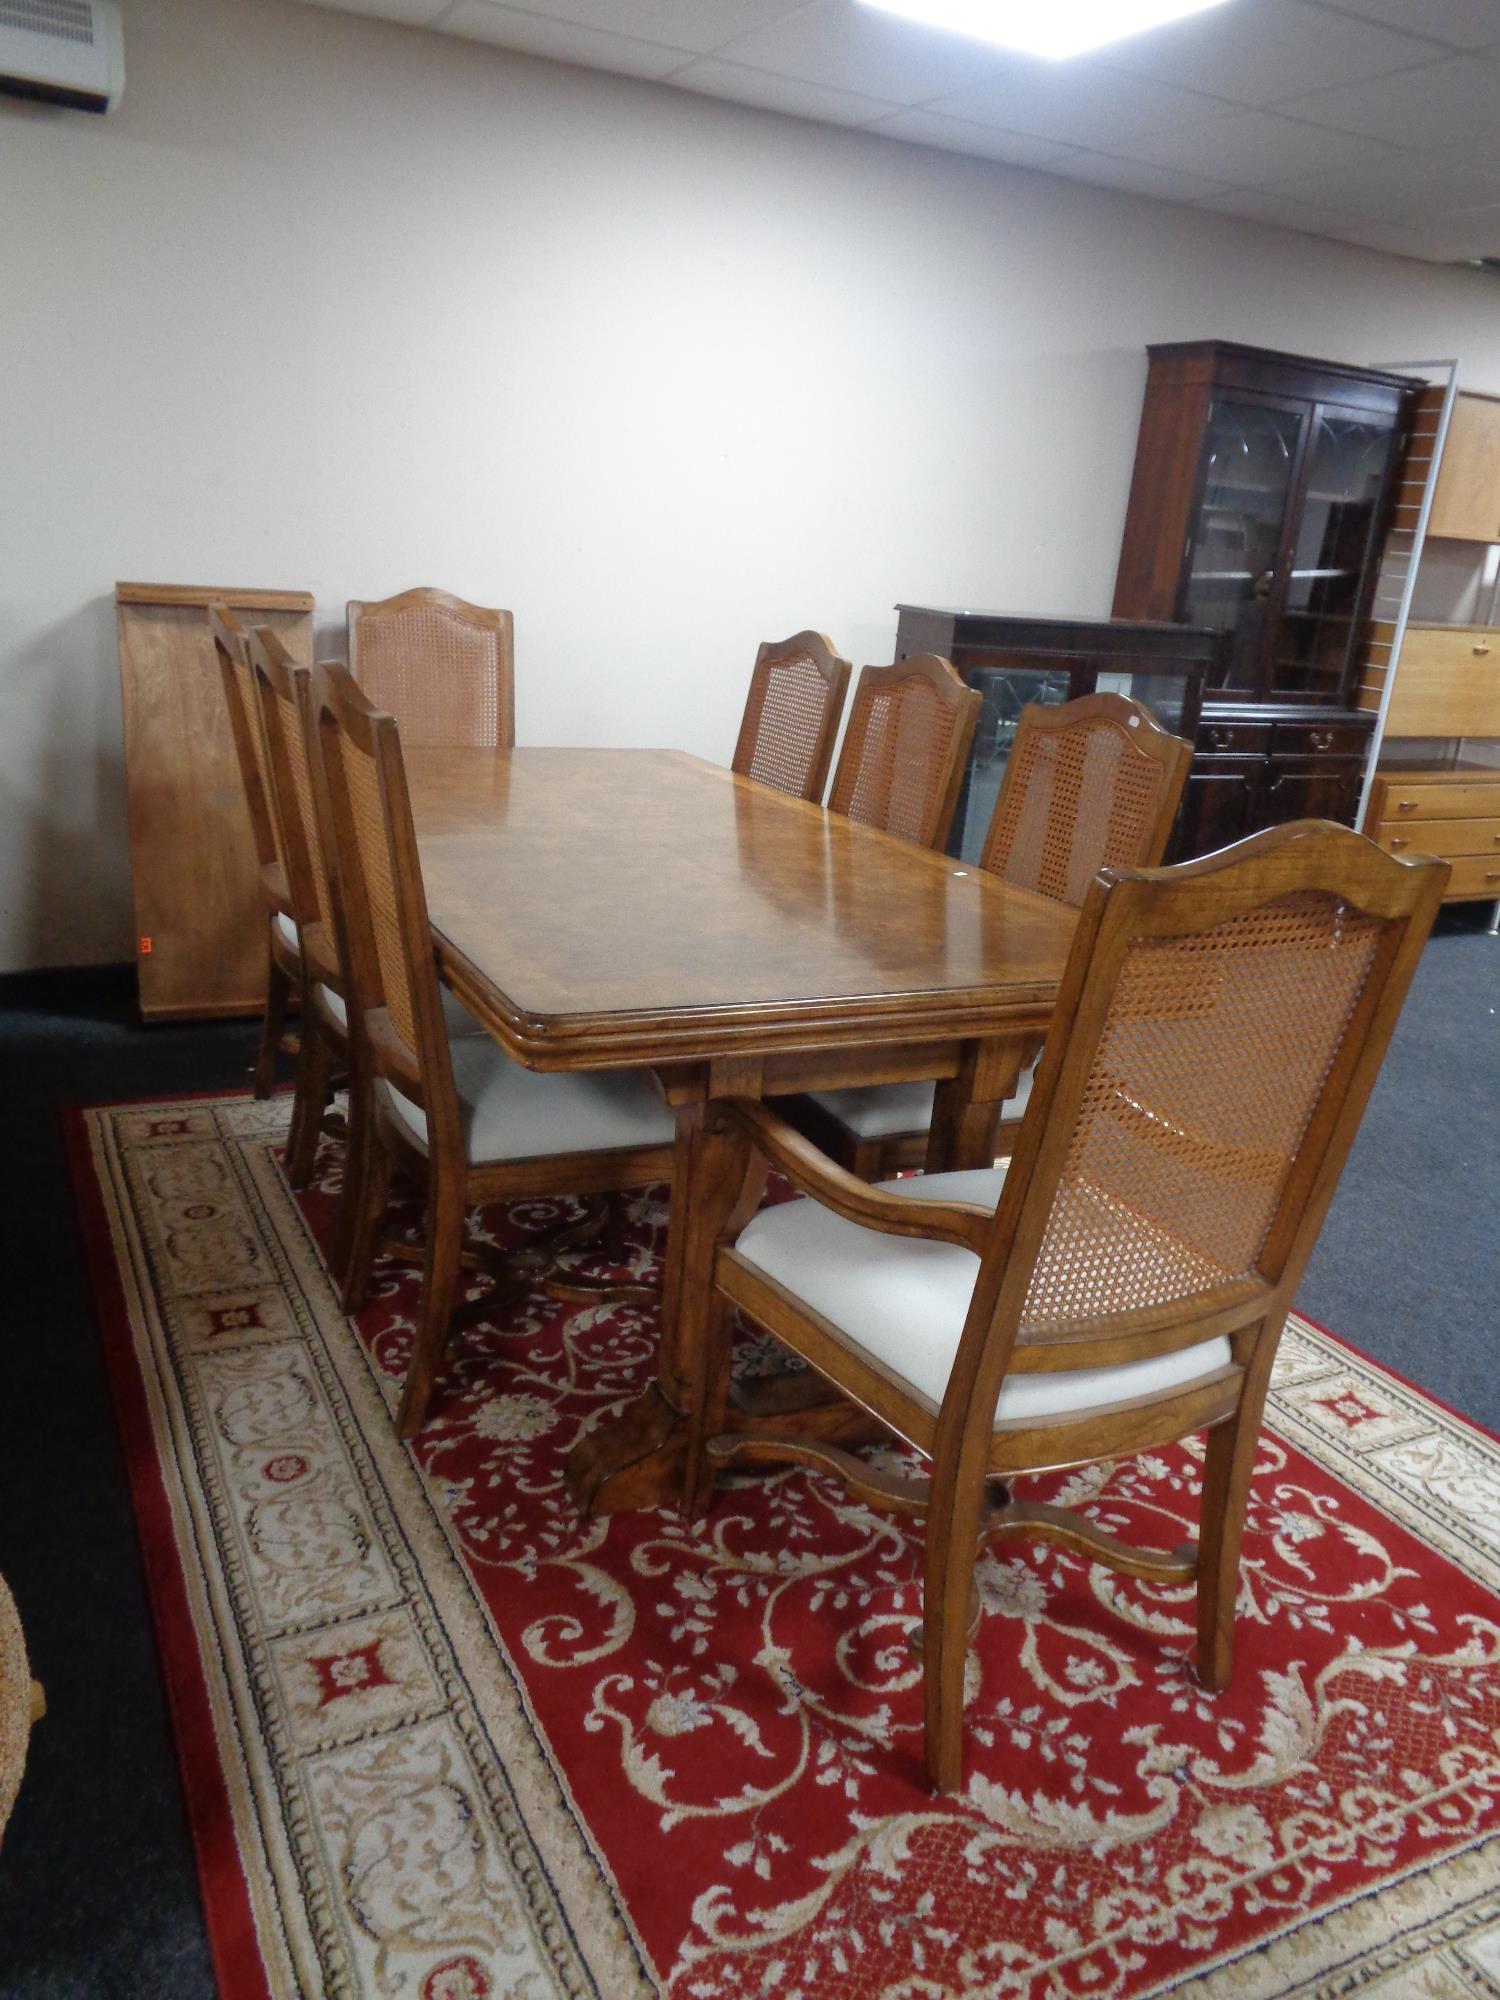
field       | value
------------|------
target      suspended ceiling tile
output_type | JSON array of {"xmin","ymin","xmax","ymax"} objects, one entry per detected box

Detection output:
[
  {"xmin": 1311, "ymin": 0, "xmax": 1500, "ymax": 51},
  {"xmin": 927, "ymin": 58, "xmax": 1232, "ymax": 148},
  {"xmin": 1279, "ymin": 51, "xmax": 1500, "ymax": 147},
  {"xmin": 867, "ymin": 109, "xmax": 1079, "ymax": 166},
  {"xmin": 1269, "ymin": 146, "xmax": 1500, "ymax": 215},
  {"xmin": 290, "ymin": 0, "xmax": 1500, "ymax": 262},
  {"xmin": 671, "ymin": 58, "xmax": 901, "ymax": 126},
  {"xmin": 437, "ymin": 0, "xmax": 690, "ymax": 76},
  {"xmin": 1112, "ymin": 105, "xmax": 1396, "ymax": 181},
  {"xmin": 1096, "ymin": 0, "xmax": 1438, "ymax": 107},
  {"xmin": 712, "ymin": 0, "xmax": 1012, "ymax": 106}
]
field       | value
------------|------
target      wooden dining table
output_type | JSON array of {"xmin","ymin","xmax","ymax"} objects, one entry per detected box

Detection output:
[{"xmin": 407, "ymin": 746, "xmax": 1078, "ymax": 1513}]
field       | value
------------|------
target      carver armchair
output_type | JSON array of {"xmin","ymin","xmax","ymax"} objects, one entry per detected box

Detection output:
[{"xmin": 679, "ymin": 821, "xmax": 1445, "ymax": 1791}]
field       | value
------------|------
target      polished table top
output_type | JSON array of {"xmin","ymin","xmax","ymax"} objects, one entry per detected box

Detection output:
[{"xmin": 407, "ymin": 747, "xmax": 1077, "ymax": 1070}]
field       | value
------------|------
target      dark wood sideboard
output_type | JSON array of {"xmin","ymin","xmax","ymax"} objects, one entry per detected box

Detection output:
[{"xmin": 893, "ymin": 607, "xmax": 1217, "ymax": 863}]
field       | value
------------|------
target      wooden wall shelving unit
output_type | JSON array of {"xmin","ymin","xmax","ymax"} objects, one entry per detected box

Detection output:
[
  {"xmin": 1357, "ymin": 379, "xmax": 1500, "ymax": 925},
  {"xmin": 116, "ymin": 582, "xmax": 314, "ymax": 1019}
]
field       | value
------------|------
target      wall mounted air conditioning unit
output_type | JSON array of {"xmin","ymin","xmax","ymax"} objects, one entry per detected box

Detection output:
[{"xmin": 0, "ymin": 0, "xmax": 123, "ymax": 113}]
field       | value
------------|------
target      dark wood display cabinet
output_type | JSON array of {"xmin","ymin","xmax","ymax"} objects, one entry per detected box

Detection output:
[
  {"xmin": 893, "ymin": 607, "xmax": 1217, "ymax": 864},
  {"xmin": 1112, "ymin": 340, "xmax": 1418, "ymax": 851}
]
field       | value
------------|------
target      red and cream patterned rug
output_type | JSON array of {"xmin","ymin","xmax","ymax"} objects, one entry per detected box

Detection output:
[{"xmin": 71, "ymin": 1092, "xmax": 1500, "ymax": 2000}]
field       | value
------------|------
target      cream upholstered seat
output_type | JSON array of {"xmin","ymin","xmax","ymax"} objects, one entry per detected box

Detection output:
[
  {"xmin": 735, "ymin": 1166, "xmax": 1230, "ymax": 1421},
  {"xmin": 388, "ymin": 1038, "xmax": 675, "ymax": 1166},
  {"xmin": 806, "ymin": 1064, "xmax": 1034, "ymax": 1143},
  {"xmin": 314, "ymin": 978, "xmax": 480, "ymax": 1041}
]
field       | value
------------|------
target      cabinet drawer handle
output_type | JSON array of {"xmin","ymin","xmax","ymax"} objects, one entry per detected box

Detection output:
[
  {"xmin": 1389, "ymin": 836, "xmax": 1409, "ymax": 850},
  {"xmin": 1396, "ymin": 799, "xmax": 1417, "ymax": 813},
  {"xmin": 1209, "ymin": 728, "xmax": 1232, "ymax": 750},
  {"xmin": 1488, "ymin": 870, "xmax": 1500, "ymax": 884},
  {"xmin": 1474, "ymin": 643, "xmax": 1492, "ymax": 656},
  {"xmin": 1310, "ymin": 729, "xmax": 1335, "ymax": 750}
]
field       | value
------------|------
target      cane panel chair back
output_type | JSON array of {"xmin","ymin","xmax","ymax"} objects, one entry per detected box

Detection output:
[
  {"xmin": 981, "ymin": 692, "xmax": 1192, "ymax": 907},
  {"xmin": 314, "ymin": 664, "xmax": 463, "ymax": 1153},
  {"xmin": 210, "ymin": 603, "xmax": 286, "ymax": 891},
  {"xmin": 826, "ymin": 656, "xmax": 980, "ymax": 850},
  {"xmin": 964, "ymin": 826, "xmax": 1445, "ymax": 1394},
  {"xmin": 347, "ymin": 588, "xmax": 515, "ymax": 750},
  {"xmin": 249, "ymin": 629, "xmax": 342, "ymax": 984},
  {"xmin": 731, "ymin": 631, "xmax": 851, "ymax": 803}
]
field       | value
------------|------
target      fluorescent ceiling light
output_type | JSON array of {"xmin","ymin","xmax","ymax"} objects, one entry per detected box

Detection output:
[{"xmin": 858, "ymin": 0, "xmax": 1233, "ymax": 61}]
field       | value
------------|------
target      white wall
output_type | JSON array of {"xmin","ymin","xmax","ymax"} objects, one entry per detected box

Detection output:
[{"xmin": 5, "ymin": 0, "xmax": 1500, "ymax": 972}]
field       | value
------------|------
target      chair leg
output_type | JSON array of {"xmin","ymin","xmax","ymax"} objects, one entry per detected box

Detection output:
[
  {"xmin": 921, "ymin": 1466, "xmax": 987, "ymax": 1793},
  {"xmin": 339, "ymin": 1114, "xmax": 391, "ymax": 1315},
  {"xmin": 330, "ymin": 1066, "xmax": 370, "ymax": 1296},
  {"xmin": 396, "ymin": 1170, "xmax": 466, "ymax": 1440},
  {"xmin": 1195, "ymin": 1407, "xmax": 1260, "ymax": 1694},
  {"xmin": 284, "ymin": 1017, "xmax": 333, "ymax": 1189},
  {"xmin": 254, "ymin": 944, "xmax": 292, "ymax": 1099},
  {"xmin": 1195, "ymin": 1347, "xmax": 1275, "ymax": 1693}
]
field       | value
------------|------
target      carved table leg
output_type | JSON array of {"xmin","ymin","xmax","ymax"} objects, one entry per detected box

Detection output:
[
  {"xmin": 567, "ymin": 1094, "xmax": 758, "ymax": 1517},
  {"xmin": 926, "ymin": 1035, "xmax": 1028, "ymax": 1173}
]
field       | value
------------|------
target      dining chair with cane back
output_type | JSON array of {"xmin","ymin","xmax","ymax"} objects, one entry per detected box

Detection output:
[
  {"xmin": 730, "ymin": 630, "xmax": 851, "ymax": 803},
  {"xmin": 798, "ymin": 692, "xmax": 1194, "ymax": 1178},
  {"xmin": 675, "ymin": 820, "xmax": 1447, "ymax": 1792},
  {"xmin": 209, "ymin": 602, "xmax": 300, "ymax": 1096},
  {"xmin": 347, "ymin": 587, "xmax": 514, "ymax": 749},
  {"xmin": 257, "ymin": 633, "xmax": 511, "ymax": 1284},
  {"xmin": 825, "ymin": 655, "xmax": 981, "ymax": 850},
  {"xmin": 313, "ymin": 663, "xmax": 678, "ymax": 1437},
  {"xmin": 248, "ymin": 628, "xmax": 353, "ymax": 1198}
]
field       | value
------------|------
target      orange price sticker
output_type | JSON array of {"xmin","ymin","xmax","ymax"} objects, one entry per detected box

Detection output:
[{"xmin": 139, "ymin": 936, "xmax": 153, "ymax": 955}]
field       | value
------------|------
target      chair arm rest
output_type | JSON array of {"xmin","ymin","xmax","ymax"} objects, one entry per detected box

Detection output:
[{"xmin": 719, "ymin": 1098, "xmax": 992, "ymax": 1252}]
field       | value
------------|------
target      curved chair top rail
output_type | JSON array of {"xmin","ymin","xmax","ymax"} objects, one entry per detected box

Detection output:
[
  {"xmin": 732, "ymin": 629, "xmax": 851, "ymax": 804},
  {"xmin": 980, "ymin": 689, "xmax": 1193, "ymax": 904},
  {"xmin": 346, "ymin": 587, "xmax": 515, "ymax": 750},
  {"xmin": 826, "ymin": 653, "xmax": 981, "ymax": 851},
  {"xmin": 209, "ymin": 600, "xmax": 283, "ymax": 885},
  {"xmin": 248, "ymin": 626, "xmax": 339, "ymax": 969}
]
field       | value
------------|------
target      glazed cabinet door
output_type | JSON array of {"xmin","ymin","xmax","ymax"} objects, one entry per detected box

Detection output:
[
  {"xmin": 1181, "ymin": 393, "xmax": 1307, "ymax": 692},
  {"xmin": 1267, "ymin": 401, "xmax": 1403, "ymax": 705}
]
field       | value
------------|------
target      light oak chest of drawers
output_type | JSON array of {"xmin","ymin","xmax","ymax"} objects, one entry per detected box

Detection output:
[{"xmin": 1363, "ymin": 763, "xmax": 1500, "ymax": 906}]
